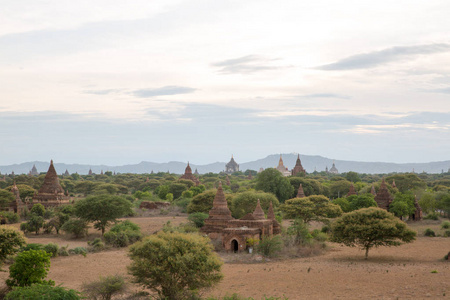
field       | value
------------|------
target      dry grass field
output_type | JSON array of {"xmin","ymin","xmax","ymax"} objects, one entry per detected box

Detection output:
[{"xmin": 1, "ymin": 215, "xmax": 449, "ymax": 299}]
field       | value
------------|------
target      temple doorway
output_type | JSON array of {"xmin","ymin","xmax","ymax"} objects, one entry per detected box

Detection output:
[{"xmin": 231, "ymin": 239, "xmax": 239, "ymax": 253}]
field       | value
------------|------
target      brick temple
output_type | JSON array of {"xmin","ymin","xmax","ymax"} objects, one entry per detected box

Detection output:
[
  {"xmin": 32, "ymin": 160, "xmax": 70, "ymax": 207},
  {"xmin": 180, "ymin": 162, "xmax": 200, "ymax": 186},
  {"xmin": 201, "ymin": 182, "xmax": 280, "ymax": 252}
]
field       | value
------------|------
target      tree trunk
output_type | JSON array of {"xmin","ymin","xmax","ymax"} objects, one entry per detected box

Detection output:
[{"xmin": 365, "ymin": 247, "xmax": 369, "ymax": 259}]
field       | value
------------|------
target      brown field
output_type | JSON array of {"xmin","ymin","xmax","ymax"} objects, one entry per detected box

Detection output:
[{"xmin": 1, "ymin": 216, "xmax": 449, "ymax": 299}]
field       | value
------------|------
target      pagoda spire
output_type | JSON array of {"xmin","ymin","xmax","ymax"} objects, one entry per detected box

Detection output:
[
  {"xmin": 297, "ymin": 183, "xmax": 306, "ymax": 198},
  {"xmin": 253, "ymin": 199, "xmax": 265, "ymax": 220},
  {"xmin": 207, "ymin": 182, "xmax": 232, "ymax": 219}
]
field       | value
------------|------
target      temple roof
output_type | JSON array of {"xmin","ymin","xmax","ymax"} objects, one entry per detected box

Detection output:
[
  {"xmin": 226, "ymin": 155, "xmax": 238, "ymax": 168},
  {"xmin": 36, "ymin": 160, "xmax": 65, "ymax": 195},
  {"xmin": 207, "ymin": 182, "xmax": 232, "ymax": 219},
  {"xmin": 347, "ymin": 183, "xmax": 357, "ymax": 197},
  {"xmin": 297, "ymin": 183, "xmax": 306, "ymax": 198},
  {"xmin": 252, "ymin": 199, "xmax": 265, "ymax": 220},
  {"xmin": 185, "ymin": 162, "xmax": 193, "ymax": 175}
]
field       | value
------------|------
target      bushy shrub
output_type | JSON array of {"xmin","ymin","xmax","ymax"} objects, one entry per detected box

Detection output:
[
  {"xmin": 43, "ymin": 222, "xmax": 53, "ymax": 234},
  {"xmin": 5, "ymin": 283, "xmax": 81, "ymax": 300},
  {"xmin": 173, "ymin": 197, "xmax": 191, "ymax": 213},
  {"xmin": 286, "ymin": 219, "xmax": 312, "ymax": 245},
  {"xmin": 70, "ymin": 247, "xmax": 87, "ymax": 257},
  {"xmin": 321, "ymin": 225, "xmax": 330, "ymax": 234},
  {"xmin": 444, "ymin": 230, "xmax": 450, "ymax": 237},
  {"xmin": 311, "ymin": 231, "xmax": 329, "ymax": 242},
  {"xmin": 6, "ymin": 250, "xmax": 54, "ymax": 287},
  {"xmin": 424, "ymin": 213, "xmax": 439, "ymax": 220},
  {"xmin": 188, "ymin": 212, "xmax": 209, "ymax": 228},
  {"xmin": 58, "ymin": 245, "xmax": 69, "ymax": 256},
  {"xmin": 20, "ymin": 243, "xmax": 43, "ymax": 252},
  {"xmin": 82, "ymin": 274, "xmax": 127, "ymax": 300},
  {"xmin": 88, "ymin": 238, "xmax": 105, "ymax": 252},
  {"xmin": 0, "ymin": 226, "xmax": 27, "ymax": 267},
  {"xmin": 424, "ymin": 228, "xmax": 436, "ymax": 237},
  {"xmin": 161, "ymin": 221, "xmax": 199, "ymax": 234},
  {"xmin": 0, "ymin": 212, "xmax": 20, "ymax": 224},
  {"xmin": 257, "ymin": 235, "xmax": 283, "ymax": 257},
  {"xmin": 19, "ymin": 222, "xmax": 29, "ymax": 233},
  {"xmin": 42, "ymin": 243, "xmax": 59, "ymax": 257},
  {"xmin": 104, "ymin": 220, "xmax": 142, "ymax": 248},
  {"xmin": 61, "ymin": 218, "xmax": 89, "ymax": 238},
  {"xmin": 441, "ymin": 221, "xmax": 450, "ymax": 229}
]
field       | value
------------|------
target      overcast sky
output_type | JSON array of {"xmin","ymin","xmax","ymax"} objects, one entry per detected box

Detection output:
[{"xmin": 1, "ymin": 0, "xmax": 449, "ymax": 166}]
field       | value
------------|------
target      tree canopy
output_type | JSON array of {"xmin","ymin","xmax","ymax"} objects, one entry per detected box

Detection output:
[
  {"xmin": 128, "ymin": 231, "xmax": 223, "ymax": 299},
  {"xmin": 331, "ymin": 207, "xmax": 416, "ymax": 259},
  {"xmin": 255, "ymin": 168, "xmax": 294, "ymax": 202},
  {"xmin": 280, "ymin": 195, "xmax": 342, "ymax": 223},
  {"xmin": 75, "ymin": 194, "xmax": 133, "ymax": 235}
]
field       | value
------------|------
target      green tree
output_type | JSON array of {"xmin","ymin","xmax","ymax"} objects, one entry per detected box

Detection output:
[
  {"xmin": 331, "ymin": 207, "xmax": 416, "ymax": 259},
  {"xmin": 436, "ymin": 192, "xmax": 450, "ymax": 217},
  {"xmin": 280, "ymin": 195, "xmax": 342, "ymax": 223},
  {"xmin": 14, "ymin": 184, "xmax": 37, "ymax": 202},
  {"xmin": 30, "ymin": 203, "xmax": 46, "ymax": 217},
  {"xmin": 389, "ymin": 193, "xmax": 415, "ymax": 219},
  {"xmin": 169, "ymin": 183, "xmax": 188, "ymax": 199},
  {"xmin": 26, "ymin": 214, "xmax": 45, "ymax": 235},
  {"xmin": 75, "ymin": 195, "xmax": 133, "ymax": 235},
  {"xmin": 332, "ymin": 197, "xmax": 351, "ymax": 213},
  {"xmin": 5, "ymin": 284, "xmax": 81, "ymax": 300},
  {"xmin": 255, "ymin": 168, "xmax": 294, "ymax": 202},
  {"xmin": 157, "ymin": 185, "xmax": 170, "ymax": 200},
  {"xmin": 82, "ymin": 275, "xmax": 127, "ymax": 300},
  {"xmin": 61, "ymin": 218, "xmax": 89, "ymax": 238},
  {"xmin": 385, "ymin": 174, "xmax": 426, "ymax": 193},
  {"xmin": 0, "ymin": 189, "xmax": 14, "ymax": 210},
  {"xmin": 0, "ymin": 226, "xmax": 27, "ymax": 268},
  {"xmin": 329, "ymin": 180, "xmax": 352, "ymax": 199},
  {"xmin": 128, "ymin": 231, "xmax": 223, "ymax": 300},
  {"xmin": 345, "ymin": 171, "xmax": 361, "ymax": 183},
  {"xmin": 188, "ymin": 212, "xmax": 209, "ymax": 228},
  {"xmin": 6, "ymin": 249, "xmax": 54, "ymax": 287},
  {"xmin": 347, "ymin": 194, "xmax": 378, "ymax": 211},
  {"xmin": 231, "ymin": 191, "xmax": 279, "ymax": 219},
  {"xmin": 418, "ymin": 192, "xmax": 437, "ymax": 214}
]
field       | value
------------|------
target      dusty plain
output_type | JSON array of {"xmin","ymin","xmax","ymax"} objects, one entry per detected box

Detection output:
[{"xmin": 1, "ymin": 216, "xmax": 449, "ymax": 299}]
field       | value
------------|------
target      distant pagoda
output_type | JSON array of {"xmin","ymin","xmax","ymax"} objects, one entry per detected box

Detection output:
[
  {"xmin": 374, "ymin": 178, "xmax": 392, "ymax": 210},
  {"xmin": 297, "ymin": 184, "xmax": 306, "ymax": 198},
  {"xmin": 276, "ymin": 155, "xmax": 291, "ymax": 177},
  {"xmin": 32, "ymin": 160, "xmax": 70, "ymax": 207},
  {"xmin": 180, "ymin": 162, "xmax": 200, "ymax": 186},
  {"xmin": 346, "ymin": 183, "xmax": 357, "ymax": 197},
  {"xmin": 29, "ymin": 164, "xmax": 39, "ymax": 176},
  {"xmin": 291, "ymin": 154, "xmax": 306, "ymax": 176},
  {"xmin": 225, "ymin": 155, "xmax": 239, "ymax": 174}
]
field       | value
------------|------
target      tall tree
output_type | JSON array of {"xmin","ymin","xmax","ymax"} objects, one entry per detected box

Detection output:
[
  {"xmin": 255, "ymin": 168, "xmax": 294, "ymax": 203},
  {"xmin": 128, "ymin": 232, "xmax": 223, "ymax": 299},
  {"xmin": 331, "ymin": 207, "xmax": 416, "ymax": 259},
  {"xmin": 75, "ymin": 195, "xmax": 133, "ymax": 235}
]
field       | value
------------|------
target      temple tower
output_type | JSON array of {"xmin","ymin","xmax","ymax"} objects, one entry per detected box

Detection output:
[
  {"xmin": 374, "ymin": 178, "xmax": 392, "ymax": 210},
  {"xmin": 291, "ymin": 154, "xmax": 306, "ymax": 176},
  {"xmin": 32, "ymin": 160, "xmax": 70, "ymax": 207},
  {"xmin": 297, "ymin": 183, "xmax": 306, "ymax": 198}
]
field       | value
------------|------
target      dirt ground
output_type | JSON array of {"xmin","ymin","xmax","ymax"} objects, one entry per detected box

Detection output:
[{"xmin": 1, "ymin": 216, "xmax": 449, "ymax": 299}]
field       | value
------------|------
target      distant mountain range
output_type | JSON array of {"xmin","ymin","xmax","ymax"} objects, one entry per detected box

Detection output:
[{"xmin": 1, "ymin": 154, "xmax": 450, "ymax": 175}]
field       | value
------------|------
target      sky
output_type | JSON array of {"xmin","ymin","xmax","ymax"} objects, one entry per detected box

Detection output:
[{"xmin": 1, "ymin": 0, "xmax": 450, "ymax": 166}]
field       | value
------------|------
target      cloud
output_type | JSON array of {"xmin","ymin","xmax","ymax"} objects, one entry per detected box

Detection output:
[
  {"xmin": 316, "ymin": 43, "xmax": 450, "ymax": 70},
  {"xmin": 132, "ymin": 86, "xmax": 196, "ymax": 98},
  {"xmin": 212, "ymin": 55, "xmax": 287, "ymax": 74},
  {"xmin": 425, "ymin": 87, "xmax": 450, "ymax": 94},
  {"xmin": 83, "ymin": 89, "xmax": 122, "ymax": 95},
  {"xmin": 300, "ymin": 93, "xmax": 351, "ymax": 100}
]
